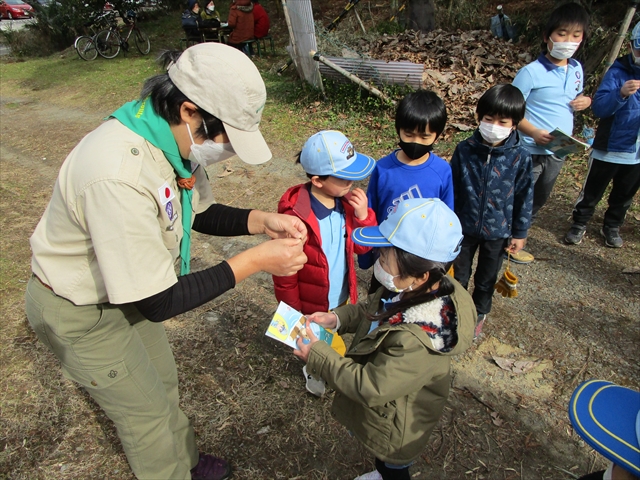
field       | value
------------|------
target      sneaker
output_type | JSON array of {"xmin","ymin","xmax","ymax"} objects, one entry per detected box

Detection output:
[
  {"xmin": 303, "ymin": 365, "xmax": 326, "ymax": 397},
  {"xmin": 564, "ymin": 224, "xmax": 586, "ymax": 245},
  {"xmin": 190, "ymin": 453, "xmax": 231, "ymax": 480},
  {"xmin": 601, "ymin": 226, "xmax": 623, "ymax": 248},
  {"xmin": 474, "ymin": 314, "xmax": 486, "ymax": 340},
  {"xmin": 507, "ymin": 249, "xmax": 534, "ymax": 264},
  {"xmin": 354, "ymin": 470, "xmax": 383, "ymax": 480}
]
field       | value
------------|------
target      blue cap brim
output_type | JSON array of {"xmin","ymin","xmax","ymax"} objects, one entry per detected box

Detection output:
[
  {"xmin": 352, "ymin": 225, "xmax": 392, "ymax": 247},
  {"xmin": 633, "ymin": 38, "xmax": 640, "ymax": 50},
  {"xmin": 332, "ymin": 153, "xmax": 376, "ymax": 181},
  {"xmin": 569, "ymin": 380, "xmax": 640, "ymax": 476}
]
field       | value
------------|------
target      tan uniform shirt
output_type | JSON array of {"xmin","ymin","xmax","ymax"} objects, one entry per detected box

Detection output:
[{"xmin": 30, "ymin": 119, "xmax": 215, "ymax": 306}]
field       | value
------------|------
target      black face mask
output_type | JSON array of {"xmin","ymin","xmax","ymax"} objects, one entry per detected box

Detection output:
[{"xmin": 398, "ymin": 140, "xmax": 433, "ymax": 160}]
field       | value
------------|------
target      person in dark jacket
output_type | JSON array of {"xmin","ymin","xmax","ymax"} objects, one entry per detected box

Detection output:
[
  {"xmin": 564, "ymin": 23, "xmax": 640, "ymax": 248},
  {"xmin": 182, "ymin": 0, "xmax": 204, "ymax": 38},
  {"xmin": 451, "ymin": 84, "xmax": 533, "ymax": 339}
]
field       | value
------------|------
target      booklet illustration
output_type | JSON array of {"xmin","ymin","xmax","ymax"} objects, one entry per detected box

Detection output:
[
  {"xmin": 546, "ymin": 128, "xmax": 591, "ymax": 157},
  {"xmin": 266, "ymin": 302, "xmax": 335, "ymax": 350}
]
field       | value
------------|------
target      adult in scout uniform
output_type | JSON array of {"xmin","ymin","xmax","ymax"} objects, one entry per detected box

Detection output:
[{"xmin": 25, "ymin": 44, "xmax": 307, "ymax": 480}]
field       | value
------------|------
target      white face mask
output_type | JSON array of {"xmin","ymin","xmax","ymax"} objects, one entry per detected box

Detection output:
[
  {"xmin": 186, "ymin": 123, "xmax": 235, "ymax": 167},
  {"xmin": 479, "ymin": 121, "xmax": 513, "ymax": 145},
  {"xmin": 206, "ymin": 5, "xmax": 214, "ymax": 13},
  {"xmin": 373, "ymin": 259, "xmax": 412, "ymax": 293},
  {"xmin": 548, "ymin": 39, "xmax": 580, "ymax": 60}
]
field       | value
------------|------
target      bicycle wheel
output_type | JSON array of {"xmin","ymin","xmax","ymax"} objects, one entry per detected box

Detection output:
[
  {"xmin": 95, "ymin": 29, "xmax": 121, "ymax": 59},
  {"xmin": 75, "ymin": 36, "xmax": 98, "ymax": 61},
  {"xmin": 134, "ymin": 28, "xmax": 150, "ymax": 55}
]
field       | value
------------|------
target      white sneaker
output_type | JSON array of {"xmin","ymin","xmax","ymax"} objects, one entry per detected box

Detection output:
[
  {"xmin": 354, "ymin": 470, "xmax": 383, "ymax": 480},
  {"xmin": 302, "ymin": 365, "xmax": 326, "ymax": 397}
]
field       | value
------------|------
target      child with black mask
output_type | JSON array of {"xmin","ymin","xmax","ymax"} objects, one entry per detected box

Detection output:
[{"xmin": 360, "ymin": 90, "xmax": 453, "ymax": 284}]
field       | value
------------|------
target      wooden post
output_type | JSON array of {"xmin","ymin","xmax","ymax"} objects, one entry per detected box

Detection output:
[
  {"xmin": 311, "ymin": 51, "xmax": 396, "ymax": 105},
  {"xmin": 354, "ymin": 6, "xmax": 366, "ymax": 33},
  {"xmin": 602, "ymin": 2, "xmax": 638, "ymax": 77}
]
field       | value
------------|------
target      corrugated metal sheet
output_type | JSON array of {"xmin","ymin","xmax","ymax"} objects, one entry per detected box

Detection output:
[{"xmin": 318, "ymin": 57, "xmax": 424, "ymax": 89}]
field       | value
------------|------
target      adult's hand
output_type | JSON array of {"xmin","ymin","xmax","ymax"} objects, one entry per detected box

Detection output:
[
  {"xmin": 620, "ymin": 80, "xmax": 640, "ymax": 98},
  {"xmin": 227, "ymin": 237, "xmax": 307, "ymax": 283},
  {"xmin": 256, "ymin": 238, "xmax": 307, "ymax": 276},
  {"xmin": 248, "ymin": 210, "xmax": 308, "ymax": 242}
]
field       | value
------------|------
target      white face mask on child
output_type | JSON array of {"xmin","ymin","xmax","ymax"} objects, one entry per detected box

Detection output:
[
  {"xmin": 186, "ymin": 123, "xmax": 236, "ymax": 167},
  {"xmin": 479, "ymin": 122, "xmax": 513, "ymax": 145},
  {"xmin": 548, "ymin": 39, "xmax": 580, "ymax": 60},
  {"xmin": 374, "ymin": 259, "xmax": 412, "ymax": 293}
]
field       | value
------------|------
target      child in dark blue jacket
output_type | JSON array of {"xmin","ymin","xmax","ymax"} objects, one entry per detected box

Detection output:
[
  {"xmin": 451, "ymin": 84, "xmax": 533, "ymax": 339},
  {"xmin": 564, "ymin": 22, "xmax": 640, "ymax": 249}
]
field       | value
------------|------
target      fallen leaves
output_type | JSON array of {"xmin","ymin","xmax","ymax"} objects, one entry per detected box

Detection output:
[
  {"xmin": 492, "ymin": 355, "xmax": 542, "ymax": 375},
  {"xmin": 359, "ymin": 29, "xmax": 534, "ymax": 133}
]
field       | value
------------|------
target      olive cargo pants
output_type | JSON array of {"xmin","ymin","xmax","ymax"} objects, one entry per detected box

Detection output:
[{"xmin": 25, "ymin": 276, "xmax": 199, "ymax": 479}]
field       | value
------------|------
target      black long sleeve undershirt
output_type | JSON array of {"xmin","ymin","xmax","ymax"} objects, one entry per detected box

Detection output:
[{"xmin": 134, "ymin": 204, "xmax": 253, "ymax": 322}]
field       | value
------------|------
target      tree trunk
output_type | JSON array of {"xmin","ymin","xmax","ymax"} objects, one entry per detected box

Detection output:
[{"xmin": 405, "ymin": 0, "xmax": 435, "ymax": 34}]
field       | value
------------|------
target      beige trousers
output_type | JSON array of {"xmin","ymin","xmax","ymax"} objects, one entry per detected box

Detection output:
[{"xmin": 25, "ymin": 276, "xmax": 199, "ymax": 479}]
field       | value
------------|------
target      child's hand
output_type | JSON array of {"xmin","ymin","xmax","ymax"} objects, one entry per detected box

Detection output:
[
  {"xmin": 620, "ymin": 80, "xmax": 640, "ymax": 98},
  {"xmin": 307, "ymin": 311, "xmax": 338, "ymax": 329},
  {"xmin": 293, "ymin": 319, "xmax": 318, "ymax": 363},
  {"xmin": 569, "ymin": 95, "xmax": 591, "ymax": 112},
  {"xmin": 506, "ymin": 238, "xmax": 526, "ymax": 254},
  {"xmin": 532, "ymin": 129, "xmax": 555, "ymax": 145},
  {"xmin": 347, "ymin": 188, "xmax": 368, "ymax": 220}
]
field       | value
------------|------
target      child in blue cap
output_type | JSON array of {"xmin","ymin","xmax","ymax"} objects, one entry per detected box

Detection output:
[
  {"xmin": 294, "ymin": 198, "xmax": 476, "ymax": 480},
  {"xmin": 273, "ymin": 130, "xmax": 377, "ymax": 395},
  {"xmin": 569, "ymin": 380, "xmax": 640, "ymax": 479}
]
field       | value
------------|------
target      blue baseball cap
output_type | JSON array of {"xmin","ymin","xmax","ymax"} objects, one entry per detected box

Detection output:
[
  {"xmin": 569, "ymin": 380, "xmax": 640, "ymax": 476},
  {"xmin": 352, "ymin": 198, "xmax": 463, "ymax": 263},
  {"xmin": 300, "ymin": 130, "xmax": 375, "ymax": 181},
  {"xmin": 632, "ymin": 22, "xmax": 640, "ymax": 50}
]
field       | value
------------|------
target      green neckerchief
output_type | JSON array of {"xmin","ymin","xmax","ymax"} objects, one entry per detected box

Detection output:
[{"xmin": 111, "ymin": 98, "xmax": 193, "ymax": 275}]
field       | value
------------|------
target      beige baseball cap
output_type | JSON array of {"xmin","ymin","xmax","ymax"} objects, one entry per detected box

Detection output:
[{"xmin": 168, "ymin": 43, "xmax": 271, "ymax": 165}]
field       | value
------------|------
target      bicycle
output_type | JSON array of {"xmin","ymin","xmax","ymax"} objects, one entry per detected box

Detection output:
[
  {"xmin": 95, "ymin": 10, "xmax": 150, "ymax": 59},
  {"xmin": 74, "ymin": 10, "xmax": 116, "ymax": 61}
]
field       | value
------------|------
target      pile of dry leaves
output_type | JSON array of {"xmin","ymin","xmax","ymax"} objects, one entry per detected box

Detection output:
[{"xmin": 359, "ymin": 29, "xmax": 536, "ymax": 131}]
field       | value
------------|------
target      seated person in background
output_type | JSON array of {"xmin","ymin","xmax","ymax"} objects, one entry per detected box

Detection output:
[
  {"xmin": 200, "ymin": 0, "xmax": 221, "ymax": 28},
  {"xmin": 181, "ymin": 0, "xmax": 203, "ymax": 38},
  {"xmin": 227, "ymin": 0, "xmax": 254, "ymax": 51},
  {"xmin": 252, "ymin": 0, "xmax": 270, "ymax": 39}
]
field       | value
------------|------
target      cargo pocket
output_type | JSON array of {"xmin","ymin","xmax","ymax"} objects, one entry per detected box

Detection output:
[
  {"xmin": 62, "ymin": 359, "xmax": 129, "ymax": 391},
  {"xmin": 359, "ymin": 402, "xmax": 396, "ymax": 453}
]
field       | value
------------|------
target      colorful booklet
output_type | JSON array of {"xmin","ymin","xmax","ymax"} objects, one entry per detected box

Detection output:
[
  {"xmin": 546, "ymin": 128, "xmax": 591, "ymax": 157},
  {"xmin": 266, "ymin": 302, "xmax": 335, "ymax": 350}
]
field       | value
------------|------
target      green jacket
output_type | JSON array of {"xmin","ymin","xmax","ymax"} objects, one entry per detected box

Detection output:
[{"xmin": 306, "ymin": 278, "xmax": 476, "ymax": 464}]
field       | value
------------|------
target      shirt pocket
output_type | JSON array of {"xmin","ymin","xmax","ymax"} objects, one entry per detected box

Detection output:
[{"xmin": 156, "ymin": 186, "xmax": 184, "ymax": 255}]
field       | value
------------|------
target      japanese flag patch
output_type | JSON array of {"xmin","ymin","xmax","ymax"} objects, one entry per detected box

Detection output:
[{"xmin": 158, "ymin": 182, "xmax": 175, "ymax": 206}]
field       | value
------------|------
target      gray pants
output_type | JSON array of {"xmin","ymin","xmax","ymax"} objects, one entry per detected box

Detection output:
[
  {"xmin": 25, "ymin": 276, "xmax": 199, "ymax": 479},
  {"xmin": 531, "ymin": 153, "xmax": 564, "ymax": 221}
]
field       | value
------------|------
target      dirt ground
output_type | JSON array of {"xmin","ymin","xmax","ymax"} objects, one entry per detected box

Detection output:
[{"xmin": 1, "ymin": 70, "xmax": 639, "ymax": 480}]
